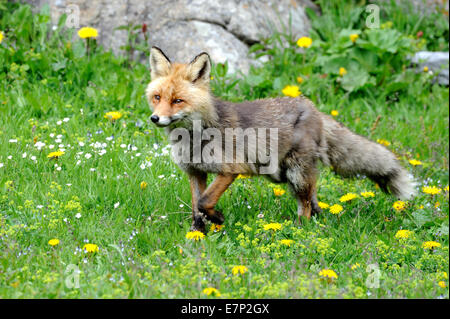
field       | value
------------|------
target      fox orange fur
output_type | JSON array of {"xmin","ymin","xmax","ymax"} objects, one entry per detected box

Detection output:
[{"xmin": 146, "ymin": 47, "xmax": 416, "ymax": 233}]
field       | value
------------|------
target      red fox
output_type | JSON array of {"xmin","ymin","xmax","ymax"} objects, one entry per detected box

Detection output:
[{"xmin": 146, "ymin": 46, "xmax": 416, "ymax": 233}]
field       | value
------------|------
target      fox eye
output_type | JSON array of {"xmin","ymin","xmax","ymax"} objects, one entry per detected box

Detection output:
[
  {"xmin": 173, "ymin": 99, "xmax": 183, "ymax": 104},
  {"xmin": 154, "ymin": 95, "xmax": 160, "ymax": 101}
]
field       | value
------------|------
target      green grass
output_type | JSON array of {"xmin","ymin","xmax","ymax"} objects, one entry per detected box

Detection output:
[{"xmin": 0, "ymin": 1, "xmax": 448, "ymax": 298}]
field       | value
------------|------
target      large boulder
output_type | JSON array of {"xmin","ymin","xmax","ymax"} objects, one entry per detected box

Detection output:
[{"xmin": 25, "ymin": 0, "xmax": 315, "ymax": 74}]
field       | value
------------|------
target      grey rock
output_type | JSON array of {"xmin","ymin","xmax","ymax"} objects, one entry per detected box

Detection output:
[
  {"xmin": 411, "ymin": 51, "xmax": 449, "ymax": 85},
  {"xmin": 25, "ymin": 0, "xmax": 313, "ymax": 74},
  {"xmin": 373, "ymin": 0, "xmax": 449, "ymax": 14},
  {"xmin": 151, "ymin": 20, "xmax": 250, "ymax": 74}
]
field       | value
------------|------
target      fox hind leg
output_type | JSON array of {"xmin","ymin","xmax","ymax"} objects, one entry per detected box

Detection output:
[
  {"xmin": 287, "ymin": 166, "xmax": 320, "ymax": 222},
  {"xmin": 311, "ymin": 191, "xmax": 322, "ymax": 216}
]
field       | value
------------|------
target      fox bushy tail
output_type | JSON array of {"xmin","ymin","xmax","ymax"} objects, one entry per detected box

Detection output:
[{"xmin": 320, "ymin": 114, "xmax": 416, "ymax": 200}]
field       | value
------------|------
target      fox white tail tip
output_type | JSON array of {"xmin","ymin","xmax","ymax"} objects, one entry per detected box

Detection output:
[{"xmin": 391, "ymin": 171, "xmax": 417, "ymax": 200}]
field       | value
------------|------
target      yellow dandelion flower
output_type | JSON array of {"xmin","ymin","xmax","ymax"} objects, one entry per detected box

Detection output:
[
  {"xmin": 438, "ymin": 281, "xmax": 446, "ymax": 288},
  {"xmin": 351, "ymin": 263, "xmax": 361, "ymax": 270},
  {"xmin": 47, "ymin": 150, "xmax": 65, "ymax": 159},
  {"xmin": 140, "ymin": 181, "xmax": 148, "ymax": 190},
  {"xmin": 82, "ymin": 243, "xmax": 99, "ymax": 253},
  {"xmin": 422, "ymin": 186, "xmax": 442, "ymax": 195},
  {"xmin": 435, "ymin": 201, "xmax": 440, "ymax": 208},
  {"xmin": 331, "ymin": 110, "xmax": 339, "ymax": 117},
  {"xmin": 78, "ymin": 27, "xmax": 98, "ymax": 39},
  {"xmin": 319, "ymin": 269, "xmax": 338, "ymax": 280},
  {"xmin": 237, "ymin": 174, "xmax": 251, "ymax": 179},
  {"xmin": 423, "ymin": 66, "xmax": 429, "ymax": 72},
  {"xmin": 318, "ymin": 202, "xmax": 329, "ymax": 209},
  {"xmin": 282, "ymin": 85, "xmax": 301, "ymax": 98},
  {"xmin": 48, "ymin": 239, "xmax": 60, "ymax": 246},
  {"xmin": 422, "ymin": 241, "xmax": 441, "ymax": 250},
  {"xmin": 232, "ymin": 265, "xmax": 248, "ymax": 275},
  {"xmin": 273, "ymin": 187, "xmax": 286, "ymax": 196},
  {"xmin": 329, "ymin": 204, "xmax": 343, "ymax": 215},
  {"xmin": 360, "ymin": 191, "xmax": 375, "ymax": 198},
  {"xmin": 186, "ymin": 231, "xmax": 205, "ymax": 241},
  {"xmin": 395, "ymin": 229, "xmax": 413, "ymax": 239},
  {"xmin": 210, "ymin": 224, "xmax": 225, "ymax": 232},
  {"xmin": 0, "ymin": 31, "xmax": 4, "ymax": 44},
  {"xmin": 409, "ymin": 159, "xmax": 422, "ymax": 166},
  {"xmin": 376, "ymin": 139, "xmax": 391, "ymax": 147},
  {"xmin": 10, "ymin": 281, "xmax": 19, "ymax": 288},
  {"xmin": 279, "ymin": 239, "xmax": 294, "ymax": 247},
  {"xmin": 444, "ymin": 185, "xmax": 449, "ymax": 192},
  {"xmin": 203, "ymin": 287, "xmax": 221, "ymax": 297},
  {"xmin": 339, "ymin": 193, "xmax": 358, "ymax": 202},
  {"xmin": 393, "ymin": 200, "xmax": 406, "ymax": 211},
  {"xmin": 263, "ymin": 223, "xmax": 282, "ymax": 231},
  {"xmin": 296, "ymin": 76, "xmax": 304, "ymax": 84},
  {"xmin": 296, "ymin": 36, "xmax": 312, "ymax": 48},
  {"xmin": 339, "ymin": 67, "xmax": 347, "ymax": 76},
  {"xmin": 104, "ymin": 111, "xmax": 123, "ymax": 121},
  {"xmin": 349, "ymin": 34, "xmax": 359, "ymax": 43},
  {"xmin": 381, "ymin": 21, "xmax": 393, "ymax": 29},
  {"xmin": 5, "ymin": 180, "xmax": 14, "ymax": 190}
]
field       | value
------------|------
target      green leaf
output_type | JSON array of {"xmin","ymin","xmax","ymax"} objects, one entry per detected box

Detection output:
[
  {"xmin": 411, "ymin": 210, "xmax": 434, "ymax": 229},
  {"xmin": 341, "ymin": 69, "xmax": 370, "ymax": 92},
  {"xmin": 272, "ymin": 77, "xmax": 284, "ymax": 91},
  {"xmin": 86, "ymin": 87, "xmax": 96, "ymax": 98},
  {"xmin": 51, "ymin": 59, "xmax": 67, "ymax": 72},
  {"xmin": 246, "ymin": 74, "xmax": 265, "ymax": 87}
]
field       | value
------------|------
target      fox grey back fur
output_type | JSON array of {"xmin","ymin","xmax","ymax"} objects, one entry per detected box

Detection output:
[{"xmin": 169, "ymin": 96, "xmax": 416, "ymax": 200}]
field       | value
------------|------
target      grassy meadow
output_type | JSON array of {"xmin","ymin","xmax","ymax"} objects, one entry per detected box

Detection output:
[{"xmin": 0, "ymin": 1, "xmax": 449, "ymax": 298}]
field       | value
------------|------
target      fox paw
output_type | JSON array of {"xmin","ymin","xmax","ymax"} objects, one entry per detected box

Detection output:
[
  {"xmin": 311, "ymin": 202, "xmax": 322, "ymax": 216},
  {"xmin": 199, "ymin": 208, "xmax": 225, "ymax": 225},
  {"xmin": 191, "ymin": 214, "xmax": 206, "ymax": 234}
]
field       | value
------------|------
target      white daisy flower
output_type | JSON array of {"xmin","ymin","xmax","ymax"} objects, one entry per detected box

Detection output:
[{"xmin": 35, "ymin": 141, "xmax": 45, "ymax": 150}]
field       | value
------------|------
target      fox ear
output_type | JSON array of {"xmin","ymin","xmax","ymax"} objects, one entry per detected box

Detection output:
[
  {"xmin": 150, "ymin": 46, "xmax": 171, "ymax": 79},
  {"xmin": 187, "ymin": 52, "xmax": 211, "ymax": 83}
]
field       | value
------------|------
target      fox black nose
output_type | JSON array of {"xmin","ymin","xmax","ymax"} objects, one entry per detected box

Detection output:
[{"xmin": 151, "ymin": 115, "xmax": 159, "ymax": 123}]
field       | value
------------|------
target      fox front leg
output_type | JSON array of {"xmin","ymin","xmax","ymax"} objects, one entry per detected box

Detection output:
[
  {"xmin": 197, "ymin": 174, "xmax": 237, "ymax": 227},
  {"xmin": 188, "ymin": 172, "xmax": 208, "ymax": 233}
]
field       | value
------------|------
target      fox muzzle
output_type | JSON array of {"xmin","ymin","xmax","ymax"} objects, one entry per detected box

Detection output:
[
  {"xmin": 151, "ymin": 114, "xmax": 171, "ymax": 126},
  {"xmin": 150, "ymin": 112, "xmax": 185, "ymax": 127}
]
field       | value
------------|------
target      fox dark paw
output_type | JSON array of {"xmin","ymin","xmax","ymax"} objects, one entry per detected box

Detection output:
[
  {"xmin": 191, "ymin": 214, "xmax": 206, "ymax": 234},
  {"xmin": 199, "ymin": 207, "xmax": 225, "ymax": 225},
  {"xmin": 311, "ymin": 203, "xmax": 322, "ymax": 216},
  {"xmin": 207, "ymin": 209, "xmax": 225, "ymax": 225}
]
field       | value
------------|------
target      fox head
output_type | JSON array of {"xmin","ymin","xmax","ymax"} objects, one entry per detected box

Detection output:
[{"xmin": 146, "ymin": 47, "xmax": 216, "ymax": 127}]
